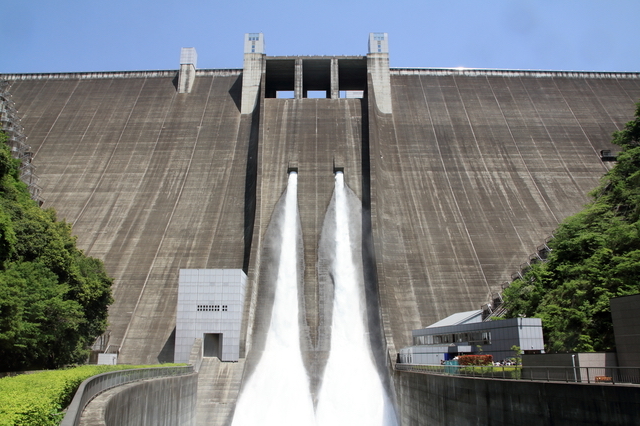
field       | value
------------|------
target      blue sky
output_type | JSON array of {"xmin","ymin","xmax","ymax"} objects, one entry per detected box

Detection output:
[{"xmin": 1, "ymin": 0, "xmax": 639, "ymax": 74}]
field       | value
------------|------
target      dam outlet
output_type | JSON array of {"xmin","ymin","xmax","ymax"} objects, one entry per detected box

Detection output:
[
  {"xmin": 316, "ymin": 172, "xmax": 398, "ymax": 426},
  {"xmin": 231, "ymin": 172, "xmax": 316, "ymax": 425}
]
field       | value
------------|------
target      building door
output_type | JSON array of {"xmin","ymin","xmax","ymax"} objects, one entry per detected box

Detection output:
[{"xmin": 203, "ymin": 333, "xmax": 222, "ymax": 359}]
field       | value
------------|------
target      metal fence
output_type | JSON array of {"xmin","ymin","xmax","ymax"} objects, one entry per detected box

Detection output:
[
  {"xmin": 60, "ymin": 365, "xmax": 194, "ymax": 426},
  {"xmin": 395, "ymin": 363, "xmax": 640, "ymax": 385}
]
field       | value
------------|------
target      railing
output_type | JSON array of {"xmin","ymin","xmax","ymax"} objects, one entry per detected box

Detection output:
[
  {"xmin": 395, "ymin": 364, "xmax": 640, "ymax": 385},
  {"xmin": 60, "ymin": 365, "xmax": 194, "ymax": 426}
]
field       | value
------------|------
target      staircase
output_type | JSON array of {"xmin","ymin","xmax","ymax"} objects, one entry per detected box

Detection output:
[{"xmin": 196, "ymin": 358, "xmax": 245, "ymax": 426}]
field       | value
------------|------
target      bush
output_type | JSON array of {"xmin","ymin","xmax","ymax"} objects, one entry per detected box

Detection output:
[
  {"xmin": 0, "ymin": 364, "xmax": 182, "ymax": 426},
  {"xmin": 457, "ymin": 354, "xmax": 493, "ymax": 366},
  {"xmin": 0, "ymin": 135, "xmax": 113, "ymax": 371}
]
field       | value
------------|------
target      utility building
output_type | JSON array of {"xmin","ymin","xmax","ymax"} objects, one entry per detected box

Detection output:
[
  {"xmin": 399, "ymin": 311, "xmax": 544, "ymax": 365},
  {"xmin": 174, "ymin": 269, "xmax": 247, "ymax": 363}
]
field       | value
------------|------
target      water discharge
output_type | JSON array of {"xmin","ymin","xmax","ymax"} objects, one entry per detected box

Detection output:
[
  {"xmin": 316, "ymin": 172, "xmax": 398, "ymax": 426},
  {"xmin": 232, "ymin": 172, "xmax": 396, "ymax": 426},
  {"xmin": 231, "ymin": 172, "xmax": 316, "ymax": 426}
]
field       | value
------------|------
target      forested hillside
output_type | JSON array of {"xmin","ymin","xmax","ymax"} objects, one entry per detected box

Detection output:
[
  {"xmin": 0, "ymin": 132, "xmax": 113, "ymax": 371},
  {"xmin": 503, "ymin": 102, "xmax": 640, "ymax": 353}
]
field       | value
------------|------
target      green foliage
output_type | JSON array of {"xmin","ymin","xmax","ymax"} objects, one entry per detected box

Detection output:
[
  {"xmin": 511, "ymin": 345, "xmax": 522, "ymax": 365},
  {"xmin": 0, "ymin": 364, "xmax": 184, "ymax": 426},
  {"xmin": 0, "ymin": 135, "xmax": 113, "ymax": 371},
  {"xmin": 503, "ymin": 102, "xmax": 640, "ymax": 352}
]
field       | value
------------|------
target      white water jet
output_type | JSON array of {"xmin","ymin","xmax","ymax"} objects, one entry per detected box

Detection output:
[
  {"xmin": 316, "ymin": 172, "xmax": 398, "ymax": 426},
  {"xmin": 232, "ymin": 172, "xmax": 316, "ymax": 426}
]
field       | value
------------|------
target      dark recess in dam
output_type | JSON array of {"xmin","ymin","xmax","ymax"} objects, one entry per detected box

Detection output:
[{"xmin": 3, "ymin": 33, "xmax": 640, "ymax": 425}]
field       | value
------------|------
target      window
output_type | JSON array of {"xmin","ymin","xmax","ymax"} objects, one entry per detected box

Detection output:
[
  {"xmin": 373, "ymin": 33, "xmax": 385, "ymax": 41},
  {"xmin": 248, "ymin": 34, "xmax": 260, "ymax": 41},
  {"xmin": 307, "ymin": 90, "xmax": 328, "ymax": 99},
  {"xmin": 222, "ymin": 305, "xmax": 228, "ymax": 312},
  {"xmin": 419, "ymin": 330, "xmax": 491, "ymax": 346},
  {"xmin": 276, "ymin": 91, "xmax": 295, "ymax": 99},
  {"xmin": 414, "ymin": 335, "xmax": 427, "ymax": 345}
]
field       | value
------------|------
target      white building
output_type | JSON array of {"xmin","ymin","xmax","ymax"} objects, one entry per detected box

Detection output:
[{"xmin": 174, "ymin": 269, "xmax": 247, "ymax": 363}]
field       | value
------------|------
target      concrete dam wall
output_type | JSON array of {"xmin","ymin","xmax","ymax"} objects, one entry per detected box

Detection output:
[
  {"xmin": 4, "ymin": 68, "xmax": 640, "ymax": 359},
  {"xmin": 372, "ymin": 70, "xmax": 640, "ymax": 353},
  {"xmin": 3, "ymin": 71, "xmax": 250, "ymax": 364},
  {"xmin": 3, "ymin": 46, "xmax": 640, "ymax": 422},
  {"xmin": 247, "ymin": 95, "xmax": 368, "ymax": 392}
]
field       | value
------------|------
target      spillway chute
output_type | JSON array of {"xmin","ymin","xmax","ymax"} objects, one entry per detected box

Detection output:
[
  {"xmin": 231, "ymin": 172, "xmax": 315, "ymax": 426},
  {"xmin": 316, "ymin": 171, "xmax": 398, "ymax": 426}
]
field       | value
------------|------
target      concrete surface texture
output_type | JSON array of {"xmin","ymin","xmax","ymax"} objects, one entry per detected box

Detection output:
[
  {"xmin": 368, "ymin": 53, "xmax": 393, "ymax": 113},
  {"xmin": 394, "ymin": 369, "xmax": 640, "ymax": 425},
  {"xmin": 3, "ymin": 72, "xmax": 249, "ymax": 364},
  {"xmin": 244, "ymin": 94, "xmax": 367, "ymax": 393},
  {"xmin": 195, "ymin": 358, "xmax": 244, "ymax": 426},
  {"xmin": 370, "ymin": 70, "xmax": 640, "ymax": 355},
  {"xmin": 80, "ymin": 373, "xmax": 198, "ymax": 426},
  {"xmin": 240, "ymin": 53, "xmax": 263, "ymax": 114},
  {"xmin": 3, "ymin": 58, "xmax": 640, "ymax": 423}
]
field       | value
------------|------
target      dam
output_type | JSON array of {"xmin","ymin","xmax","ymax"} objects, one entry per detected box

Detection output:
[{"xmin": 3, "ymin": 33, "xmax": 640, "ymax": 424}]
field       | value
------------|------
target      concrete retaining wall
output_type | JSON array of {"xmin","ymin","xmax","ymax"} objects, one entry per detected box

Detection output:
[
  {"xmin": 394, "ymin": 370, "xmax": 640, "ymax": 425},
  {"xmin": 99, "ymin": 374, "xmax": 197, "ymax": 426}
]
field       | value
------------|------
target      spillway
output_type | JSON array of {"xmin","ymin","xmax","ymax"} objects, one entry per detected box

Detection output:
[
  {"xmin": 4, "ymin": 39, "xmax": 640, "ymax": 424},
  {"xmin": 9, "ymin": 67, "xmax": 638, "ymax": 369},
  {"xmin": 231, "ymin": 172, "xmax": 315, "ymax": 425},
  {"xmin": 316, "ymin": 172, "xmax": 397, "ymax": 425}
]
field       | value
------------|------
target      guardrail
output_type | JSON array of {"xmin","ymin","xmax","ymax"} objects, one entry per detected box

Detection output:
[
  {"xmin": 60, "ymin": 365, "xmax": 194, "ymax": 426},
  {"xmin": 395, "ymin": 364, "xmax": 640, "ymax": 385}
]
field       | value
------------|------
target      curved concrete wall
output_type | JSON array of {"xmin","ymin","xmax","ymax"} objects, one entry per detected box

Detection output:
[
  {"xmin": 394, "ymin": 370, "xmax": 640, "ymax": 425},
  {"xmin": 80, "ymin": 373, "xmax": 198, "ymax": 426}
]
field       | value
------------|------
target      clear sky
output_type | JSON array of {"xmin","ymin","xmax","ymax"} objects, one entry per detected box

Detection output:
[{"xmin": 1, "ymin": 0, "xmax": 639, "ymax": 74}]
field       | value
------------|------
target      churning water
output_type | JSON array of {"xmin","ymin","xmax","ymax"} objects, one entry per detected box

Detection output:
[
  {"xmin": 315, "ymin": 172, "xmax": 398, "ymax": 426},
  {"xmin": 231, "ymin": 172, "xmax": 316, "ymax": 426},
  {"xmin": 232, "ymin": 172, "xmax": 396, "ymax": 426}
]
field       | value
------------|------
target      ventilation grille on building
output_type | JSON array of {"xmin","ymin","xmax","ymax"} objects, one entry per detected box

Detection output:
[
  {"xmin": 197, "ymin": 304, "xmax": 219, "ymax": 311},
  {"xmin": 197, "ymin": 304, "xmax": 229, "ymax": 312}
]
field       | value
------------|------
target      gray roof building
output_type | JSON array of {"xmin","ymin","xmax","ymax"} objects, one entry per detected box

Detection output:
[{"xmin": 399, "ymin": 311, "xmax": 544, "ymax": 365}]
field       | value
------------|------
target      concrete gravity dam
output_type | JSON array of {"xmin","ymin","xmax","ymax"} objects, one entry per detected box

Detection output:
[{"xmin": 3, "ymin": 33, "xmax": 640, "ymax": 424}]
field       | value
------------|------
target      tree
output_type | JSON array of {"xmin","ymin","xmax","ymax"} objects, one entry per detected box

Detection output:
[
  {"xmin": 503, "ymin": 102, "xmax": 640, "ymax": 353},
  {"xmin": 510, "ymin": 345, "xmax": 522, "ymax": 365},
  {"xmin": 0, "ymin": 134, "xmax": 113, "ymax": 371}
]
